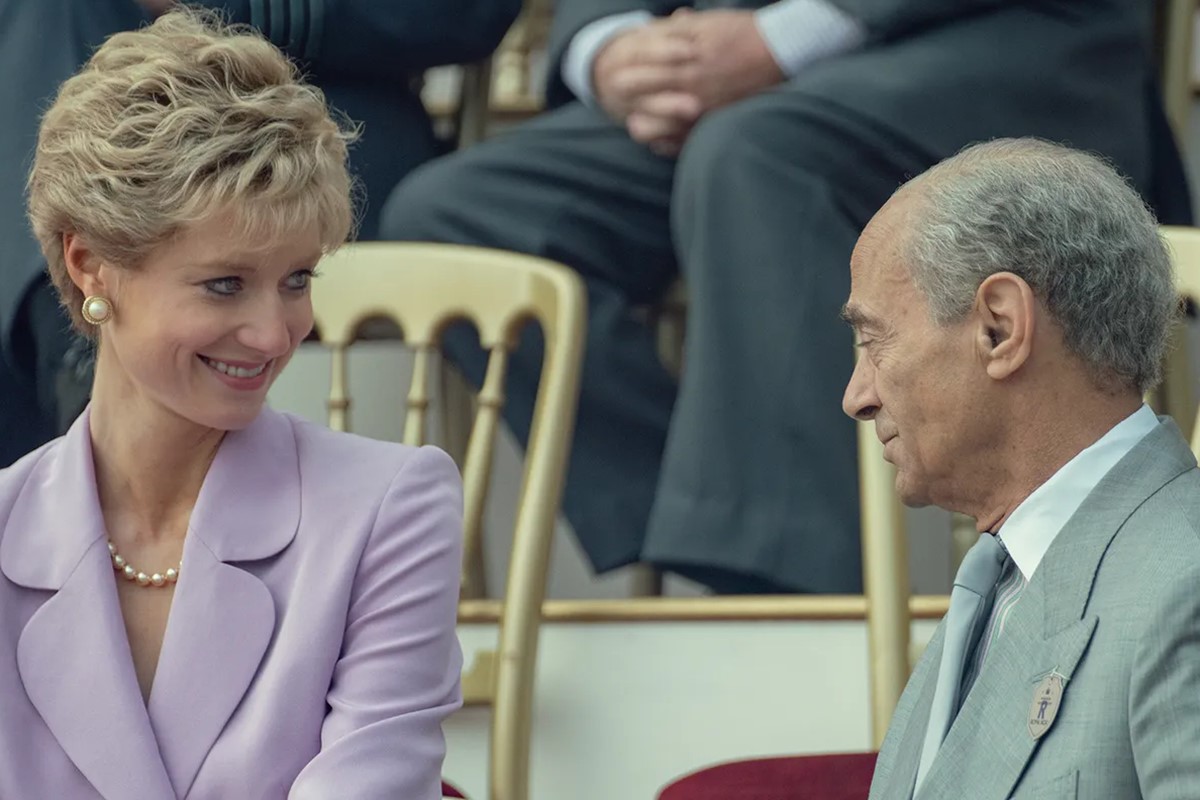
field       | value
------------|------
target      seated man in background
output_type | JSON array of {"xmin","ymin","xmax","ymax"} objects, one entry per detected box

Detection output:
[
  {"xmin": 0, "ymin": 0, "xmax": 522, "ymax": 466},
  {"xmin": 845, "ymin": 138, "xmax": 1200, "ymax": 799},
  {"xmin": 382, "ymin": 0, "xmax": 1186, "ymax": 594}
]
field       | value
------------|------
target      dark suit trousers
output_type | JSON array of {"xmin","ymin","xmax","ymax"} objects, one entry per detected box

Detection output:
[{"xmin": 381, "ymin": 88, "xmax": 938, "ymax": 593}]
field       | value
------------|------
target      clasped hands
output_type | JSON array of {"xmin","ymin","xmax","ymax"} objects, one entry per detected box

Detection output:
[{"xmin": 593, "ymin": 9, "xmax": 784, "ymax": 157}]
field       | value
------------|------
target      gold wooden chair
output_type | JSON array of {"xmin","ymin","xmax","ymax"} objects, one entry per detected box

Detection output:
[
  {"xmin": 426, "ymin": 0, "xmax": 551, "ymax": 147},
  {"xmin": 454, "ymin": 61, "xmax": 495, "ymax": 149},
  {"xmin": 310, "ymin": 242, "xmax": 586, "ymax": 800},
  {"xmin": 491, "ymin": 0, "xmax": 554, "ymax": 111},
  {"xmin": 428, "ymin": 0, "xmax": 556, "ymax": 518},
  {"xmin": 1160, "ymin": 226, "xmax": 1200, "ymax": 450},
  {"xmin": 1157, "ymin": 0, "xmax": 1196, "ymax": 148}
]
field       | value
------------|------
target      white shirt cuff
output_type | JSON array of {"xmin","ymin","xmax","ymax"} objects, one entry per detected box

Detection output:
[
  {"xmin": 755, "ymin": 0, "xmax": 866, "ymax": 78},
  {"xmin": 562, "ymin": 11, "xmax": 654, "ymax": 105}
]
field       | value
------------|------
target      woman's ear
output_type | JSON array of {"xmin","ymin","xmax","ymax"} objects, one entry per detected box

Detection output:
[
  {"xmin": 973, "ymin": 271, "xmax": 1037, "ymax": 380},
  {"xmin": 62, "ymin": 232, "xmax": 109, "ymax": 299}
]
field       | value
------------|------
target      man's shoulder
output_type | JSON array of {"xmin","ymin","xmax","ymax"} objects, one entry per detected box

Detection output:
[
  {"xmin": 1088, "ymin": 466, "xmax": 1200, "ymax": 603},
  {"xmin": 1134, "ymin": 464, "xmax": 1200, "ymax": 542},
  {"xmin": 1096, "ymin": 419, "xmax": 1200, "ymax": 547}
]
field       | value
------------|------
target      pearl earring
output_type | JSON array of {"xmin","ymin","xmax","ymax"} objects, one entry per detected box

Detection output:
[{"xmin": 81, "ymin": 296, "xmax": 113, "ymax": 326}]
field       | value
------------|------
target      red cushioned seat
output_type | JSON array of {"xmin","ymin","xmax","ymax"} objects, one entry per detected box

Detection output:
[
  {"xmin": 657, "ymin": 752, "xmax": 878, "ymax": 800},
  {"xmin": 441, "ymin": 779, "xmax": 466, "ymax": 798}
]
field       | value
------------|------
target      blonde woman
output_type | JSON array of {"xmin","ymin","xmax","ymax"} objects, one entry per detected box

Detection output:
[
  {"xmin": 1, "ymin": 0, "xmax": 524, "ymax": 468},
  {"xmin": 0, "ymin": 9, "xmax": 462, "ymax": 798}
]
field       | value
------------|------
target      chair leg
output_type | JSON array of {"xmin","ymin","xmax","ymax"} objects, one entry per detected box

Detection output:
[
  {"xmin": 629, "ymin": 564, "xmax": 664, "ymax": 596},
  {"xmin": 1156, "ymin": 319, "xmax": 1194, "ymax": 441},
  {"xmin": 438, "ymin": 359, "xmax": 475, "ymax": 465},
  {"xmin": 655, "ymin": 309, "xmax": 687, "ymax": 379},
  {"xmin": 439, "ymin": 360, "xmax": 488, "ymax": 598}
]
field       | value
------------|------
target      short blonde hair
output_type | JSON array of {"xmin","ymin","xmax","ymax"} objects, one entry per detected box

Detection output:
[{"xmin": 27, "ymin": 6, "xmax": 358, "ymax": 333}]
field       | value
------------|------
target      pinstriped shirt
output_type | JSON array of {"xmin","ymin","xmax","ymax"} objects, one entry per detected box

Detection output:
[{"xmin": 962, "ymin": 404, "xmax": 1159, "ymax": 693}]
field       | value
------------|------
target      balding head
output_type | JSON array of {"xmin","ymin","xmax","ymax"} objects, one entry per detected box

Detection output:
[
  {"xmin": 897, "ymin": 138, "xmax": 1175, "ymax": 394},
  {"xmin": 842, "ymin": 139, "xmax": 1174, "ymax": 521}
]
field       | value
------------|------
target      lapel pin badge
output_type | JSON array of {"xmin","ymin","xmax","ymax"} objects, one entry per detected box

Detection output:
[{"xmin": 1028, "ymin": 669, "xmax": 1066, "ymax": 740}]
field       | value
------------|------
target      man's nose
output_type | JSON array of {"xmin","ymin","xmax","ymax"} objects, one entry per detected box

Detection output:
[{"xmin": 842, "ymin": 354, "xmax": 880, "ymax": 421}]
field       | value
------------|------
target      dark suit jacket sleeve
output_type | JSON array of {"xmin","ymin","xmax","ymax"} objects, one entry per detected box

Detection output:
[
  {"xmin": 194, "ymin": 0, "xmax": 523, "ymax": 79},
  {"xmin": 545, "ymin": 0, "xmax": 691, "ymax": 107},
  {"xmin": 824, "ymin": 0, "xmax": 1006, "ymax": 41}
]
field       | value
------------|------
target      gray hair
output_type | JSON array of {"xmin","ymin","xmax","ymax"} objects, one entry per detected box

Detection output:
[{"xmin": 899, "ymin": 138, "xmax": 1176, "ymax": 394}]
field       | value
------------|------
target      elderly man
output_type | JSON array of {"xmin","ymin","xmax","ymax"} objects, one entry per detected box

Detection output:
[{"xmin": 843, "ymin": 138, "xmax": 1200, "ymax": 799}]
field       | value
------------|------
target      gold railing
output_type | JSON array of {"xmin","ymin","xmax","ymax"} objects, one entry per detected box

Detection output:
[{"xmin": 458, "ymin": 595, "xmax": 951, "ymax": 624}]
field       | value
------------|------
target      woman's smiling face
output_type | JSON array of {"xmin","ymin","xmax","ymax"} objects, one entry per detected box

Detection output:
[{"xmin": 88, "ymin": 212, "xmax": 322, "ymax": 432}]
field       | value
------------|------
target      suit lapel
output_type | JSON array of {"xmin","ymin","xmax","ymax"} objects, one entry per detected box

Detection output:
[
  {"xmin": 914, "ymin": 597, "xmax": 1096, "ymax": 800},
  {"xmin": 4, "ymin": 411, "xmax": 175, "ymax": 799},
  {"xmin": 147, "ymin": 409, "xmax": 301, "ymax": 798},
  {"xmin": 914, "ymin": 418, "xmax": 1194, "ymax": 799}
]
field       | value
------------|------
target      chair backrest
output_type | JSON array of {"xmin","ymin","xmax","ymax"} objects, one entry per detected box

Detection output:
[
  {"xmin": 455, "ymin": 61, "xmax": 495, "ymax": 148},
  {"xmin": 1160, "ymin": 226, "xmax": 1200, "ymax": 454},
  {"xmin": 1156, "ymin": 0, "xmax": 1196, "ymax": 145},
  {"xmin": 311, "ymin": 242, "xmax": 586, "ymax": 800},
  {"xmin": 452, "ymin": 0, "xmax": 553, "ymax": 148}
]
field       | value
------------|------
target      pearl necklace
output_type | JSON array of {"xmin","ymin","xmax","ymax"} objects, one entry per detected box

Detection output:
[{"xmin": 108, "ymin": 540, "xmax": 180, "ymax": 588}]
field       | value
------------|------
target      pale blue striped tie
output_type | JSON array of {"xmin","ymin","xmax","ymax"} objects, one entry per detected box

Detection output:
[
  {"xmin": 962, "ymin": 556, "xmax": 1026, "ymax": 695},
  {"xmin": 914, "ymin": 533, "xmax": 1007, "ymax": 793}
]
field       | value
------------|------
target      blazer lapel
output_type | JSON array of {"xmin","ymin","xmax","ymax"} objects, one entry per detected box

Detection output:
[
  {"xmin": 147, "ymin": 409, "xmax": 301, "ymax": 798},
  {"xmin": 915, "ymin": 418, "xmax": 1194, "ymax": 800},
  {"xmin": 914, "ymin": 597, "xmax": 1096, "ymax": 800},
  {"xmin": 3, "ymin": 411, "xmax": 175, "ymax": 799}
]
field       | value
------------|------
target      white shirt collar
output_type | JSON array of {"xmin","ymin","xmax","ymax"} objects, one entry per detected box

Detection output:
[{"xmin": 996, "ymin": 404, "xmax": 1159, "ymax": 580}]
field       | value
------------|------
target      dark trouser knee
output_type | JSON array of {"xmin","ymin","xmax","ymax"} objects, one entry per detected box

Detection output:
[{"xmin": 379, "ymin": 153, "xmax": 484, "ymax": 244}]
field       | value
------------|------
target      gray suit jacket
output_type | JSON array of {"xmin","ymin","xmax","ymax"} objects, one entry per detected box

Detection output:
[{"xmin": 870, "ymin": 418, "xmax": 1200, "ymax": 800}]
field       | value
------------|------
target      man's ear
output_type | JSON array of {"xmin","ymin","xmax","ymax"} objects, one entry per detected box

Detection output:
[{"xmin": 973, "ymin": 271, "xmax": 1036, "ymax": 380}]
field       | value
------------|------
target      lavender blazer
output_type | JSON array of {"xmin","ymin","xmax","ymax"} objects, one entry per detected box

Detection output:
[{"xmin": 0, "ymin": 407, "xmax": 464, "ymax": 799}]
